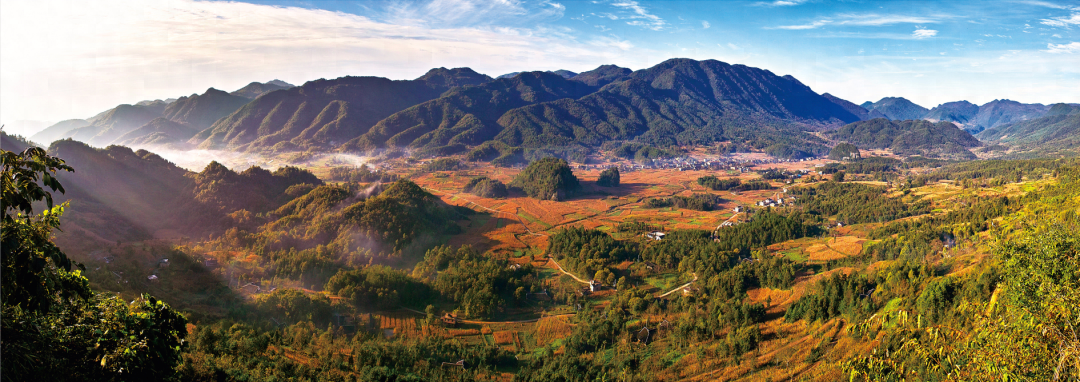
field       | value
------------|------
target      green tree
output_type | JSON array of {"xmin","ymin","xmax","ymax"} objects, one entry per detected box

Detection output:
[
  {"xmin": 510, "ymin": 157, "xmax": 580, "ymax": 200},
  {"xmin": 833, "ymin": 171, "xmax": 846, "ymax": 182},
  {"xmin": 596, "ymin": 167, "xmax": 620, "ymax": 187},
  {"xmin": 1, "ymin": 147, "xmax": 188, "ymax": 381}
]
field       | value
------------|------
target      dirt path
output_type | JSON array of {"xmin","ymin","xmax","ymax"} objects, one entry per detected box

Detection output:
[
  {"xmin": 548, "ymin": 257, "xmax": 591, "ymax": 284},
  {"xmin": 655, "ymin": 273, "xmax": 698, "ymax": 298},
  {"xmin": 714, "ymin": 211, "xmax": 742, "ymax": 231}
]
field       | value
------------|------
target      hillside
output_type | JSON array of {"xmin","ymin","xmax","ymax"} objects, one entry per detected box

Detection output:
[
  {"xmin": 822, "ymin": 93, "xmax": 871, "ymax": 120},
  {"xmin": 828, "ymin": 118, "xmax": 981, "ymax": 159},
  {"xmin": 230, "ymin": 79, "xmax": 295, "ymax": 99},
  {"xmin": 191, "ymin": 68, "xmax": 492, "ymax": 152},
  {"xmin": 977, "ymin": 103, "xmax": 1080, "ymax": 155},
  {"xmin": 861, "ymin": 97, "xmax": 929, "ymax": 120}
]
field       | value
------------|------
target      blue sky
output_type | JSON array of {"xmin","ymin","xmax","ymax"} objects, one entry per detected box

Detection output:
[{"xmin": 2, "ymin": 0, "xmax": 1078, "ymax": 135}]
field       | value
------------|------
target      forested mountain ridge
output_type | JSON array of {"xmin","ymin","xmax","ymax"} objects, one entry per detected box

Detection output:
[
  {"xmin": 341, "ymin": 71, "xmax": 601, "ymax": 155},
  {"xmin": 486, "ymin": 58, "xmax": 860, "ymax": 157},
  {"xmin": 191, "ymin": 67, "xmax": 493, "ymax": 152},
  {"xmin": 828, "ymin": 118, "xmax": 981, "ymax": 159}
]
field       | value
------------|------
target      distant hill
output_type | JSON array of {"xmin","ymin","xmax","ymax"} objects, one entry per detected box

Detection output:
[
  {"xmin": 1, "ymin": 130, "xmax": 36, "ymax": 152},
  {"xmin": 231, "ymin": 79, "xmax": 295, "ymax": 99},
  {"xmin": 568, "ymin": 65, "xmax": 631, "ymax": 87},
  {"xmin": 925, "ymin": 101, "xmax": 979, "ymax": 124},
  {"xmin": 66, "ymin": 102, "xmax": 169, "ymax": 146},
  {"xmin": 862, "ymin": 97, "xmax": 929, "ymax": 121},
  {"xmin": 114, "ymin": 117, "xmax": 200, "ymax": 146},
  {"xmin": 31, "ymin": 87, "xmax": 254, "ymax": 147},
  {"xmin": 498, "ymin": 70, "xmax": 577, "ymax": 79},
  {"xmin": 823, "ymin": 93, "xmax": 871, "ymax": 120},
  {"xmin": 977, "ymin": 103, "xmax": 1080, "ymax": 155},
  {"xmin": 161, "ymin": 88, "xmax": 252, "ymax": 131},
  {"xmin": 191, "ymin": 68, "xmax": 492, "ymax": 152},
  {"xmin": 828, "ymin": 118, "xmax": 981, "ymax": 159},
  {"xmin": 31, "ymin": 119, "xmax": 89, "ymax": 144},
  {"xmin": 971, "ymin": 99, "xmax": 1050, "ymax": 133}
]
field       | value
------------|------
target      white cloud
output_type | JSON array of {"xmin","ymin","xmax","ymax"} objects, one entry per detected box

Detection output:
[
  {"xmin": 912, "ymin": 28, "xmax": 938, "ymax": 39},
  {"xmin": 610, "ymin": 0, "xmax": 666, "ymax": 30},
  {"xmin": 0, "ymin": 0, "xmax": 658, "ymax": 124},
  {"xmin": 383, "ymin": 0, "xmax": 565, "ymax": 27},
  {"xmin": 1046, "ymin": 41, "xmax": 1080, "ymax": 53},
  {"xmin": 1041, "ymin": 12, "xmax": 1080, "ymax": 27},
  {"xmin": 752, "ymin": 0, "xmax": 809, "ymax": 7},
  {"xmin": 728, "ymin": 43, "xmax": 740, "ymax": 50},
  {"xmin": 702, "ymin": 20, "xmax": 711, "ymax": 29},
  {"xmin": 1019, "ymin": 1, "xmax": 1080, "ymax": 11},
  {"xmin": 774, "ymin": 13, "xmax": 943, "ymax": 30},
  {"xmin": 776, "ymin": 20, "xmax": 831, "ymax": 30},
  {"xmin": 591, "ymin": 36, "xmax": 635, "ymax": 50}
]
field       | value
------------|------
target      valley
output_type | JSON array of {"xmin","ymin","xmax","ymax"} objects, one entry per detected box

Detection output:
[{"xmin": 4, "ymin": 56, "xmax": 1079, "ymax": 381}]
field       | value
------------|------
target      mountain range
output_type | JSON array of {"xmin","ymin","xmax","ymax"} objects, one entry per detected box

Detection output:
[
  {"xmin": 19, "ymin": 59, "xmax": 1079, "ymax": 160},
  {"xmin": 197, "ymin": 58, "xmax": 863, "ymax": 158}
]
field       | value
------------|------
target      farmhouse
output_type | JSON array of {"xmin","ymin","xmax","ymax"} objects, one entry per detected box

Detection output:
[{"xmin": 645, "ymin": 231, "xmax": 666, "ymax": 241}]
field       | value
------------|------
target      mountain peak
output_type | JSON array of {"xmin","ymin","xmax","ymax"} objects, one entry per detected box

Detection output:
[
  {"xmin": 863, "ymin": 97, "xmax": 929, "ymax": 120},
  {"xmin": 415, "ymin": 67, "xmax": 492, "ymax": 88},
  {"xmin": 570, "ymin": 65, "xmax": 631, "ymax": 87}
]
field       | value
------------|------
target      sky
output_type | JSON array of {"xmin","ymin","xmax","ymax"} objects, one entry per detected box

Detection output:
[{"xmin": 2, "ymin": 0, "xmax": 1079, "ymax": 136}]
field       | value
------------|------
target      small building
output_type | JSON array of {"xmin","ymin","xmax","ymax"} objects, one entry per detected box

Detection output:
[
  {"xmin": 203, "ymin": 258, "xmax": 219, "ymax": 268},
  {"xmin": 441, "ymin": 313, "xmax": 458, "ymax": 327},
  {"xmin": 158, "ymin": 258, "xmax": 170, "ymax": 268},
  {"xmin": 733, "ymin": 206, "xmax": 743, "ymax": 213},
  {"xmin": 441, "ymin": 359, "xmax": 468, "ymax": 369},
  {"xmin": 147, "ymin": 275, "xmax": 159, "ymax": 281},
  {"xmin": 645, "ymin": 231, "xmax": 666, "ymax": 241},
  {"xmin": 682, "ymin": 286, "xmax": 699, "ymax": 296},
  {"xmin": 589, "ymin": 280, "xmax": 602, "ymax": 292}
]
